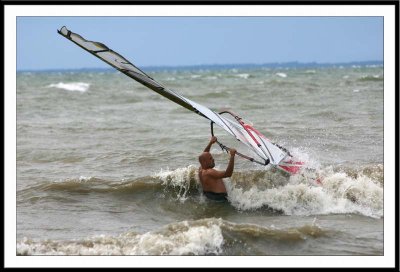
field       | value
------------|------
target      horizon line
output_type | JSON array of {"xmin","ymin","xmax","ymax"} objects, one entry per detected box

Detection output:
[{"xmin": 17, "ymin": 60, "xmax": 383, "ymax": 73}]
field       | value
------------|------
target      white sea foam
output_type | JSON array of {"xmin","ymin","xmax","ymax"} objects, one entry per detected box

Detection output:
[
  {"xmin": 227, "ymin": 168, "xmax": 383, "ymax": 218},
  {"xmin": 153, "ymin": 165, "xmax": 199, "ymax": 202},
  {"xmin": 48, "ymin": 82, "xmax": 90, "ymax": 92},
  {"xmin": 150, "ymin": 160, "xmax": 382, "ymax": 219},
  {"xmin": 154, "ymin": 165, "xmax": 199, "ymax": 184},
  {"xmin": 361, "ymin": 74, "xmax": 382, "ymax": 80},
  {"xmin": 287, "ymin": 147, "xmax": 320, "ymax": 170},
  {"xmin": 151, "ymin": 158, "xmax": 383, "ymax": 218},
  {"xmin": 128, "ymin": 222, "xmax": 224, "ymax": 255},
  {"xmin": 366, "ymin": 65, "xmax": 382, "ymax": 68},
  {"xmin": 275, "ymin": 72, "xmax": 287, "ymax": 78},
  {"xmin": 17, "ymin": 219, "xmax": 224, "ymax": 255},
  {"xmin": 78, "ymin": 176, "xmax": 93, "ymax": 182},
  {"xmin": 236, "ymin": 73, "xmax": 250, "ymax": 79}
]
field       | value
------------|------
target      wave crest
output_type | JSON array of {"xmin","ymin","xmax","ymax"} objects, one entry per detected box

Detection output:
[
  {"xmin": 17, "ymin": 218, "xmax": 328, "ymax": 255},
  {"xmin": 48, "ymin": 82, "xmax": 90, "ymax": 92},
  {"xmin": 18, "ymin": 164, "xmax": 383, "ymax": 218}
]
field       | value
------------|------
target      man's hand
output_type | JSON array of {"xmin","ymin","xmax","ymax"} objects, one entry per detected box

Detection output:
[
  {"xmin": 229, "ymin": 148, "xmax": 237, "ymax": 156},
  {"xmin": 204, "ymin": 136, "xmax": 218, "ymax": 153}
]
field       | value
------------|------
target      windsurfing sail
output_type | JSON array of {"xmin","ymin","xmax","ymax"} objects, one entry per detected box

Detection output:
[{"xmin": 58, "ymin": 26, "xmax": 303, "ymax": 172}]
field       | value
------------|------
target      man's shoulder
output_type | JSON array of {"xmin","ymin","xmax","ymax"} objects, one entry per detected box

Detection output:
[{"xmin": 200, "ymin": 168, "xmax": 218, "ymax": 175}]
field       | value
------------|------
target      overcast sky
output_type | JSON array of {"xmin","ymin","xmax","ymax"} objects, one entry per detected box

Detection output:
[{"xmin": 17, "ymin": 16, "xmax": 383, "ymax": 70}]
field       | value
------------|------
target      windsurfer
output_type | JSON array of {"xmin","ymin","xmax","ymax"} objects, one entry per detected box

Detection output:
[{"xmin": 198, "ymin": 136, "xmax": 236, "ymax": 201}]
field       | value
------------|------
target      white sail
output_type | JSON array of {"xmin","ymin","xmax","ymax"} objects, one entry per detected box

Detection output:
[{"xmin": 58, "ymin": 26, "xmax": 289, "ymax": 166}]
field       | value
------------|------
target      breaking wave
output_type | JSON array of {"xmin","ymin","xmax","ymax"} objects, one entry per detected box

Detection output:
[
  {"xmin": 18, "ymin": 164, "xmax": 383, "ymax": 219},
  {"xmin": 17, "ymin": 217, "xmax": 326, "ymax": 255},
  {"xmin": 48, "ymin": 82, "xmax": 90, "ymax": 92}
]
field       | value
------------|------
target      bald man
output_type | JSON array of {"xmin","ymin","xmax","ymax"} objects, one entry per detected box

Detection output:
[{"xmin": 198, "ymin": 136, "xmax": 236, "ymax": 202}]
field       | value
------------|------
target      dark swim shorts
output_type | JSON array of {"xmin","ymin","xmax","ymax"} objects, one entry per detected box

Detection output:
[{"xmin": 203, "ymin": 191, "xmax": 228, "ymax": 202}]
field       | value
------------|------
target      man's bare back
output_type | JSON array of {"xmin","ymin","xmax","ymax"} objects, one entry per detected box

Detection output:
[{"xmin": 198, "ymin": 136, "xmax": 236, "ymax": 200}]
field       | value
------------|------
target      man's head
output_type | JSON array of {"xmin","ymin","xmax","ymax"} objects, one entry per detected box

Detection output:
[{"xmin": 199, "ymin": 152, "xmax": 215, "ymax": 169}]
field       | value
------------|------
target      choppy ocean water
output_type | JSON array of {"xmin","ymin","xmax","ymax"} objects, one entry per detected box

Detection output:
[{"xmin": 16, "ymin": 64, "xmax": 384, "ymax": 257}]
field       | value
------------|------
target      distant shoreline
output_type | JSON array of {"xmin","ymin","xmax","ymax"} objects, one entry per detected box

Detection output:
[{"xmin": 17, "ymin": 60, "xmax": 383, "ymax": 73}]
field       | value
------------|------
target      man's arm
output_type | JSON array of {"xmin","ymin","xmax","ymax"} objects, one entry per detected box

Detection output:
[
  {"xmin": 223, "ymin": 148, "xmax": 236, "ymax": 177},
  {"xmin": 203, "ymin": 136, "xmax": 217, "ymax": 152},
  {"xmin": 206, "ymin": 149, "xmax": 236, "ymax": 178}
]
